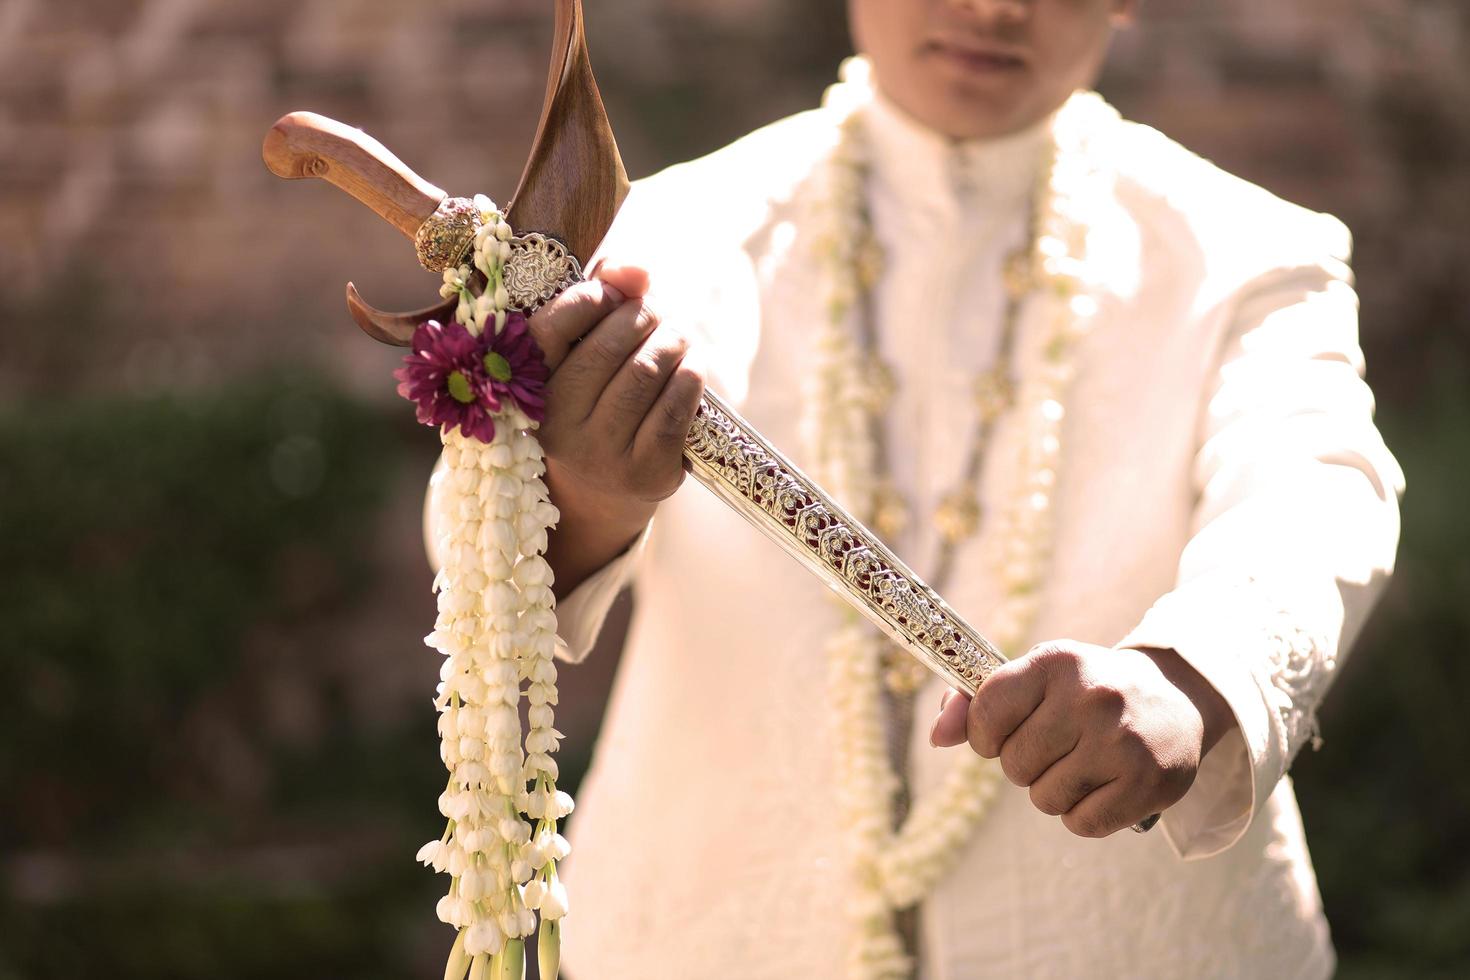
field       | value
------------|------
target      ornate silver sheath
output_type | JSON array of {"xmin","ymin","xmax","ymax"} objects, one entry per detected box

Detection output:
[
  {"xmin": 488, "ymin": 228, "xmax": 1009, "ymax": 696},
  {"xmin": 686, "ymin": 391, "xmax": 1008, "ymax": 695},
  {"xmin": 484, "ymin": 228, "xmax": 1010, "ymax": 696}
]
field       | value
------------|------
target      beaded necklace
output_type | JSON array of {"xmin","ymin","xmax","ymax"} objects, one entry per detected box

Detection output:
[{"xmin": 807, "ymin": 58, "xmax": 1113, "ymax": 978}]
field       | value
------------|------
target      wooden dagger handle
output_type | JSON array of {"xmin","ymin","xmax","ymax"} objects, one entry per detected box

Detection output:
[{"xmin": 263, "ymin": 111, "xmax": 445, "ymax": 240}]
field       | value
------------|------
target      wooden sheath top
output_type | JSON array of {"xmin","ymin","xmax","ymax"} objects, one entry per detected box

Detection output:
[{"xmin": 262, "ymin": 111, "xmax": 445, "ymax": 241}]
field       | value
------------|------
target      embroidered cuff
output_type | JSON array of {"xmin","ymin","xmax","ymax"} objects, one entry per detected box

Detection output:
[{"xmin": 1117, "ymin": 571, "xmax": 1290, "ymax": 860}]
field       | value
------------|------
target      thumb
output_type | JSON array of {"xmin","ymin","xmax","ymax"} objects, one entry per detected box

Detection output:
[
  {"xmin": 928, "ymin": 688, "xmax": 971, "ymax": 748},
  {"xmin": 591, "ymin": 260, "xmax": 650, "ymax": 300}
]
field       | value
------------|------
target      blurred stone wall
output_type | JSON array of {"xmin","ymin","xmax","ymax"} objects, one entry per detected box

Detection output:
[
  {"xmin": 3, "ymin": 0, "xmax": 1465, "ymax": 402},
  {"xmin": 1102, "ymin": 0, "xmax": 1470, "ymax": 403},
  {"xmin": 0, "ymin": 0, "xmax": 848, "ymax": 401}
]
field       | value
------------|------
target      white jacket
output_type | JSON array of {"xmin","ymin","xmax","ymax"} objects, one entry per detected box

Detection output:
[{"xmin": 523, "ymin": 80, "xmax": 1402, "ymax": 979}]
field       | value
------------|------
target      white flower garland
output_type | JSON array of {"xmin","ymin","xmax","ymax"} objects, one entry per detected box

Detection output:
[
  {"xmin": 417, "ymin": 195, "xmax": 572, "ymax": 980},
  {"xmin": 808, "ymin": 59, "xmax": 1115, "ymax": 979}
]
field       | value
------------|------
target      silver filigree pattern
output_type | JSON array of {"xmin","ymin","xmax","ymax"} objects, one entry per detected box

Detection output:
[
  {"xmin": 685, "ymin": 392, "xmax": 1008, "ymax": 695},
  {"xmin": 476, "ymin": 229, "xmax": 1005, "ymax": 695},
  {"xmin": 504, "ymin": 233, "xmax": 583, "ymax": 311}
]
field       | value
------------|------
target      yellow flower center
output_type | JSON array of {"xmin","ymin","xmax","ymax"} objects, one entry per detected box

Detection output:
[
  {"xmin": 484, "ymin": 352, "xmax": 513, "ymax": 383},
  {"xmin": 446, "ymin": 370, "xmax": 476, "ymax": 404}
]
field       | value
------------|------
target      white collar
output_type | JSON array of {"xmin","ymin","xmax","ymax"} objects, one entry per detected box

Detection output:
[
  {"xmin": 834, "ymin": 57, "xmax": 1055, "ymax": 215},
  {"xmin": 863, "ymin": 87, "xmax": 1052, "ymax": 213}
]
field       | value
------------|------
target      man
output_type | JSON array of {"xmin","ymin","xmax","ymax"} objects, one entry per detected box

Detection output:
[{"xmin": 492, "ymin": 1, "xmax": 1403, "ymax": 975}]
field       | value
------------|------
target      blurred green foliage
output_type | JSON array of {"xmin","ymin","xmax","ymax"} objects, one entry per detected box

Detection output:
[
  {"xmin": 0, "ymin": 375, "xmax": 452, "ymax": 978},
  {"xmin": 2, "ymin": 377, "xmax": 1465, "ymax": 977},
  {"xmin": 1293, "ymin": 384, "xmax": 1470, "ymax": 979}
]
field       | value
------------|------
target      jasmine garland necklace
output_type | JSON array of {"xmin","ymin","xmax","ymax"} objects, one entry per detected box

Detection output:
[{"xmin": 808, "ymin": 59, "xmax": 1115, "ymax": 979}]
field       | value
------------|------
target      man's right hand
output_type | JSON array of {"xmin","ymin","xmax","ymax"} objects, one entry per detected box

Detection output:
[{"xmin": 526, "ymin": 262, "xmax": 705, "ymax": 597}]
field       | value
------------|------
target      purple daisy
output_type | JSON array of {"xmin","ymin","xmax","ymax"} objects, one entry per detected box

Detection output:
[
  {"xmin": 394, "ymin": 319, "xmax": 500, "ymax": 442},
  {"xmin": 481, "ymin": 311, "xmax": 550, "ymax": 424}
]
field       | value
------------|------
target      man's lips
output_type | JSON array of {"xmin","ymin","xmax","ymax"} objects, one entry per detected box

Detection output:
[{"xmin": 924, "ymin": 39, "xmax": 1029, "ymax": 73}]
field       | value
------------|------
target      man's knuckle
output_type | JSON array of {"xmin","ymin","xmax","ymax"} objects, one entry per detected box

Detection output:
[
  {"xmin": 999, "ymin": 747, "xmax": 1028, "ymax": 787},
  {"xmin": 972, "ymin": 680, "xmax": 1010, "ymax": 722},
  {"xmin": 966, "ymin": 706, "xmax": 1000, "ymax": 757},
  {"xmin": 1091, "ymin": 808, "xmax": 1123, "ymax": 838},
  {"xmin": 632, "ymin": 302, "xmax": 660, "ymax": 334},
  {"xmin": 1063, "ymin": 810, "xmax": 1110, "ymax": 839},
  {"xmin": 584, "ymin": 333, "xmax": 624, "ymax": 367},
  {"xmin": 1129, "ymin": 732, "xmax": 1160, "ymax": 768},
  {"xmin": 669, "ymin": 364, "xmax": 705, "ymax": 404},
  {"xmin": 967, "ymin": 727, "xmax": 997, "ymax": 760},
  {"xmin": 1085, "ymin": 683, "xmax": 1128, "ymax": 716},
  {"xmin": 1029, "ymin": 785, "xmax": 1063, "ymax": 816},
  {"xmin": 625, "ymin": 353, "xmax": 663, "ymax": 391},
  {"xmin": 1064, "ymin": 772, "xmax": 1098, "ymax": 802},
  {"xmin": 1001, "ymin": 730, "xmax": 1044, "ymax": 785},
  {"xmin": 657, "ymin": 395, "xmax": 694, "ymax": 440},
  {"xmin": 657, "ymin": 327, "xmax": 689, "ymax": 357}
]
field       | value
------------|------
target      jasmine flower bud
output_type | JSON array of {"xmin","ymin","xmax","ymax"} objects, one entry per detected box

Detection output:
[
  {"xmin": 523, "ymin": 730, "xmax": 551, "ymax": 754},
  {"xmin": 540, "ymin": 881, "xmax": 569, "ymax": 920},
  {"xmin": 416, "ymin": 839, "xmax": 445, "ymax": 868},
  {"xmin": 522, "ymin": 878, "xmax": 546, "ymax": 909},
  {"xmin": 550, "ymin": 790, "xmax": 575, "ymax": 819},
  {"xmin": 465, "ymin": 919, "xmax": 504, "ymax": 957}
]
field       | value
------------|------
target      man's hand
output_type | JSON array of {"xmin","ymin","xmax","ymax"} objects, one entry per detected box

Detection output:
[
  {"xmin": 525, "ymin": 262, "xmax": 705, "ymax": 597},
  {"xmin": 928, "ymin": 642, "xmax": 1237, "ymax": 838}
]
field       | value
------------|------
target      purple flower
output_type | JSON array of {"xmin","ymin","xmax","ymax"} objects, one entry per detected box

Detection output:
[
  {"xmin": 483, "ymin": 311, "xmax": 549, "ymax": 424},
  {"xmin": 394, "ymin": 319, "xmax": 499, "ymax": 442},
  {"xmin": 393, "ymin": 313, "xmax": 551, "ymax": 443}
]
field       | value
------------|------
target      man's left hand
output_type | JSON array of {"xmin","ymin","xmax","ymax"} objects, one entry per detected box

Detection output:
[{"xmin": 928, "ymin": 641, "xmax": 1237, "ymax": 838}]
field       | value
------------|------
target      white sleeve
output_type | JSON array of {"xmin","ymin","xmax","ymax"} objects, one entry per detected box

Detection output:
[
  {"xmin": 548, "ymin": 521, "xmax": 651, "ymax": 664},
  {"xmin": 1118, "ymin": 252, "xmax": 1404, "ymax": 860},
  {"xmin": 422, "ymin": 457, "xmax": 650, "ymax": 665}
]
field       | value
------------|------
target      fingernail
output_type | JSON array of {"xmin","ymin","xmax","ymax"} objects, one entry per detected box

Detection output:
[
  {"xmin": 940, "ymin": 688, "xmax": 956, "ymax": 710},
  {"xmin": 602, "ymin": 282, "xmax": 625, "ymax": 305},
  {"xmin": 927, "ymin": 713, "xmax": 942, "ymax": 748}
]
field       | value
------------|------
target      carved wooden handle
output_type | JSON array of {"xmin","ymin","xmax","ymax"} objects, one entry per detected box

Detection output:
[{"xmin": 263, "ymin": 111, "xmax": 446, "ymax": 240}]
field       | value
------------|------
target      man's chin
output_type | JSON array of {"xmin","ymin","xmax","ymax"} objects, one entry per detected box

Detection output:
[{"xmin": 918, "ymin": 89, "xmax": 1045, "ymax": 141}]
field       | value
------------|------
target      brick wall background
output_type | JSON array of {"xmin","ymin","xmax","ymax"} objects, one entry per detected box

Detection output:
[{"xmin": 4, "ymin": 0, "xmax": 1466, "ymax": 402}]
